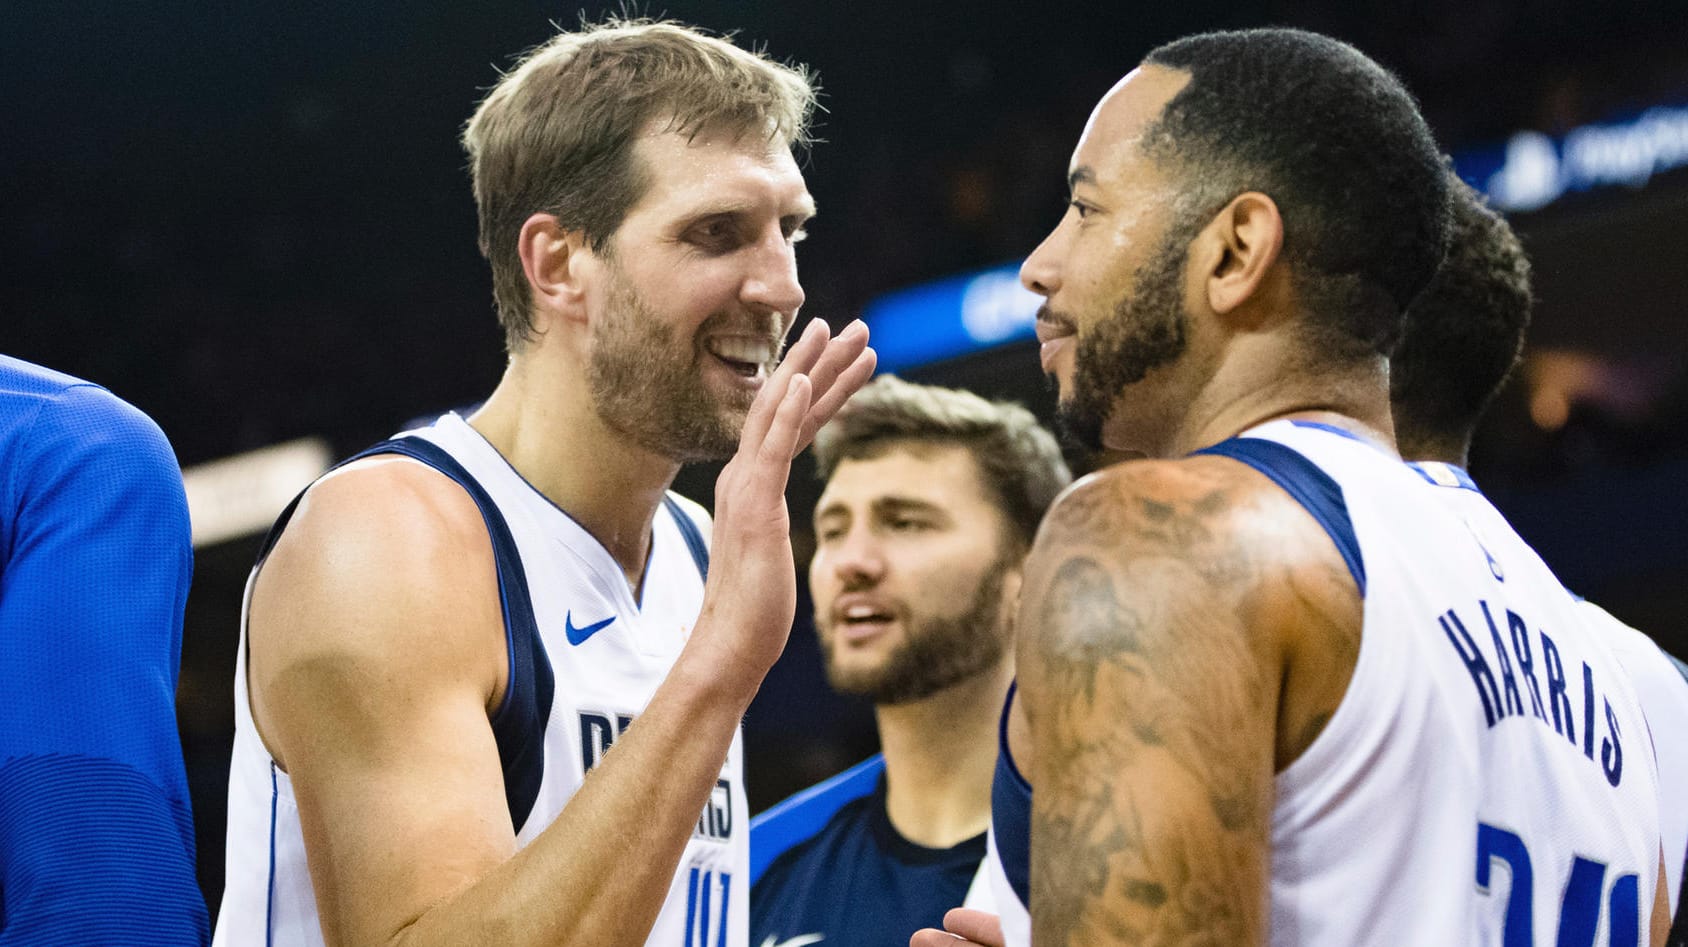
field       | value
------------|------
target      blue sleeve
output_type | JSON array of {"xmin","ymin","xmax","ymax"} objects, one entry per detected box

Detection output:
[{"xmin": 0, "ymin": 384, "xmax": 208, "ymax": 944}]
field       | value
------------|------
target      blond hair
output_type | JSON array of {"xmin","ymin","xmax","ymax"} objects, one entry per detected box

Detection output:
[{"xmin": 462, "ymin": 18, "xmax": 818, "ymax": 350}]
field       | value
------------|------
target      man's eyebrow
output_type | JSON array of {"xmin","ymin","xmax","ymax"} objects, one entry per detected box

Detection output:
[
  {"xmin": 871, "ymin": 496, "xmax": 947, "ymax": 517},
  {"xmin": 1068, "ymin": 167, "xmax": 1097, "ymax": 191}
]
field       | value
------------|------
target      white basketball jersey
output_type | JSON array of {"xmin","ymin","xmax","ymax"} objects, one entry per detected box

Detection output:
[
  {"xmin": 1412, "ymin": 461, "xmax": 1688, "ymax": 920},
  {"xmin": 987, "ymin": 421, "xmax": 1663, "ymax": 945},
  {"xmin": 215, "ymin": 412, "xmax": 748, "ymax": 946}
]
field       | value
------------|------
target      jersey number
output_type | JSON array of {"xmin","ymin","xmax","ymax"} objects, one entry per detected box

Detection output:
[
  {"xmin": 1476, "ymin": 822, "xmax": 1641, "ymax": 946},
  {"xmin": 685, "ymin": 868, "xmax": 731, "ymax": 947}
]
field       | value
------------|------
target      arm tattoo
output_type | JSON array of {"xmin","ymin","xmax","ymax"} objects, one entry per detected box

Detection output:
[{"xmin": 1024, "ymin": 465, "xmax": 1286, "ymax": 946}]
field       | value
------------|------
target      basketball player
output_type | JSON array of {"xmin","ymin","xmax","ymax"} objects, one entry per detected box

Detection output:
[
  {"xmin": 1391, "ymin": 177, "xmax": 1688, "ymax": 944},
  {"xmin": 0, "ymin": 355, "xmax": 207, "ymax": 943},
  {"xmin": 215, "ymin": 20, "xmax": 874, "ymax": 946},
  {"xmin": 923, "ymin": 27, "xmax": 1667, "ymax": 947},
  {"xmin": 750, "ymin": 376, "xmax": 1070, "ymax": 945}
]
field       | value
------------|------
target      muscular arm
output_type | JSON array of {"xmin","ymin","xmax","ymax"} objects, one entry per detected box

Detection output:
[
  {"xmin": 251, "ymin": 321, "xmax": 873, "ymax": 947},
  {"xmin": 0, "ymin": 385, "xmax": 206, "ymax": 944},
  {"xmin": 1017, "ymin": 458, "xmax": 1358, "ymax": 946}
]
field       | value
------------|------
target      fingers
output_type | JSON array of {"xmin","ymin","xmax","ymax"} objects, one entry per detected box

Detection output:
[
  {"xmin": 798, "ymin": 343, "xmax": 877, "ymax": 451},
  {"xmin": 943, "ymin": 909, "xmax": 1005, "ymax": 947},
  {"xmin": 755, "ymin": 373, "xmax": 811, "ymax": 475},
  {"xmin": 798, "ymin": 319, "xmax": 869, "ymax": 410},
  {"xmin": 910, "ymin": 929, "xmax": 971, "ymax": 947},
  {"xmin": 740, "ymin": 319, "xmax": 827, "ymax": 454}
]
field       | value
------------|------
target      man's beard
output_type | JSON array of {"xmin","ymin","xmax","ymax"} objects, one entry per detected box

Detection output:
[
  {"xmin": 1055, "ymin": 227, "xmax": 1192, "ymax": 452},
  {"xmin": 817, "ymin": 554, "xmax": 1014, "ymax": 705},
  {"xmin": 587, "ymin": 265, "xmax": 781, "ymax": 463}
]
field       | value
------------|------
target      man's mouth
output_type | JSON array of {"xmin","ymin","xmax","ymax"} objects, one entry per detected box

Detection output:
[
  {"xmin": 1034, "ymin": 306, "xmax": 1077, "ymax": 344},
  {"xmin": 831, "ymin": 600, "xmax": 898, "ymax": 642},
  {"xmin": 704, "ymin": 336, "xmax": 775, "ymax": 378}
]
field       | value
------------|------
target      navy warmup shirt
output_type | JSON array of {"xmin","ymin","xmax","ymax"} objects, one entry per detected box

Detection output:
[{"xmin": 751, "ymin": 754, "xmax": 986, "ymax": 947}]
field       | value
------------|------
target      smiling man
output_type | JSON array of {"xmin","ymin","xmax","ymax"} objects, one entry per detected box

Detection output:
[
  {"xmin": 749, "ymin": 377, "xmax": 1069, "ymax": 947},
  {"xmin": 214, "ymin": 20, "xmax": 874, "ymax": 947},
  {"xmin": 919, "ymin": 27, "xmax": 1668, "ymax": 947}
]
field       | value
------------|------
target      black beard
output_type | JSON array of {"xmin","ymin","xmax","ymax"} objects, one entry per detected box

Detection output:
[{"xmin": 1056, "ymin": 230, "xmax": 1192, "ymax": 452}]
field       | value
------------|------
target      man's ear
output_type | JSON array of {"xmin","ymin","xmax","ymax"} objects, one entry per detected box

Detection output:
[
  {"xmin": 1200, "ymin": 191, "xmax": 1285, "ymax": 319},
  {"xmin": 517, "ymin": 213, "xmax": 594, "ymax": 328}
]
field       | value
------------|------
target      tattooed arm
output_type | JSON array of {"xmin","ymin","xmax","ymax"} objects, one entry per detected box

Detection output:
[{"xmin": 1017, "ymin": 456, "xmax": 1361, "ymax": 946}]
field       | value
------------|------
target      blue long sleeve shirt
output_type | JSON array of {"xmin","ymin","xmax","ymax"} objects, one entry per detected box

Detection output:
[{"xmin": 0, "ymin": 355, "xmax": 207, "ymax": 944}]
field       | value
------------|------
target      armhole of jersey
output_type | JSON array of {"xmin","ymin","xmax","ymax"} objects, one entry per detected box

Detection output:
[
  {"xmin": 253, "ymin": 437, "xmax": 555, "ymax": 835},
  {"xmin": 662, "ymin": 494, "xmax": 710, "ymax": 581},
  {"xmin": 991, "ymin": 681, "xmax": 1033, "ymax": 907},
  {"xmin": 748, "ymin": 754, "xmax": 885, "ymax": 885},
  {"xmin": 1195, "ymin": 437, "xmax": 1366, "ymax": 596}
]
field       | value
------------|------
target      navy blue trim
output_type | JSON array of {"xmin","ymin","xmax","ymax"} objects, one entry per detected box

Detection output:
[
  {"xmin": 266, "ymin": 762, "xmax": 278, "ymax": 947},
  {"xmin": 1408, "ymin": 461, "xmax": 1483, "ymax": 493},
  {"xmin": 664, "ymin": 495, "xmax": 711, "ymax": 582},
  {"xmin": 991, "ymin": 682, "xmax": 1032, "ymax": 908},
  {"xmin": 257, "ymin": 436, "xmax": 555, "ymax": 835},
  {"xmin": 749, "ymin": 754, "xmax": 884, "ymax": 885},
  {"xmin": 1288, "ymin": 419, "xmax": 1367, "ymax": 443},
  {"xmin": 996, "ymin": 681, "xmax": 1030, "ymax": 793},
  {"xmin": 1196, "ymin": 437, "xmax": 1366, "ymax": 596}
]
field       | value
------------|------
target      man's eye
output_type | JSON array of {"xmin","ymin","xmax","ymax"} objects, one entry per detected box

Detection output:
[
  {"xmin": 690, "ymin": 221, "xmax": 739, "ymax": 249},
  {"xmin": 888, "ymin": 517, "xmax": 927, "ymax": 532},
  {"xmin": 1068, "ymin": 200, "xmax": 1092, "ymax": 220}
]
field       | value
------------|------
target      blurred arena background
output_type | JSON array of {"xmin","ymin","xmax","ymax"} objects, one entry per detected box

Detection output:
[{"xmin": 4, "ymin": 0, "xmax": 1686, "ymax": 922}]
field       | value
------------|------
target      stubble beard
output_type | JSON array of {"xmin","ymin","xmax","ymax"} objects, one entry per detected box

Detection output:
[
  {"xmin": 1056, "ymin": 227, "xmax": 1193, "ymax": 452},
  {"xmin": 817, "ymin": 554, "xmax": 1014, "ymax": 706},
  {"xmin": 586, "ymin": 267, "xmax": 778, "ymax": 463}
]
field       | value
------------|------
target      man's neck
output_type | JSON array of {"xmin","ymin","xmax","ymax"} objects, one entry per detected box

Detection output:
[
  {"xmin": 874, "ymin": 659, "xmax": 1013, "ymax": 849},
  {"xmin": 1123, "ymin": 344, "xmax": 1398, "ymax": 458},
  {"xmin": 468, "ymin": 353, "xmax": 681, "ymax": 595}
]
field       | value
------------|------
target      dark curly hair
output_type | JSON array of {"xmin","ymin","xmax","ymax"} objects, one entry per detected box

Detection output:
[
  {"xmin": 1143, "ymin": 29, "xmax": 1451, "ymax": 359},
  {"xmin": 1390, "ymin": 175, "xmax": 1533, "ymax": 462}
]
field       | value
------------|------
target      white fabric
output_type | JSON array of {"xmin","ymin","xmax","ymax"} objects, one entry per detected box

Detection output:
[
  {"xmin": 1421, "ymin": 475, "xmax": 1688, "ymax": 917},
  {"xmin": 1583, "ymin": 601, "xmax": 1688, "ymax": 915},
  {"xmin": 215, "ymin": 412, "xmax": 746, "ymax": 946},
  {"xmin": 1263, "ymin": 428, "xmax": 1660, "ymax": 945},
  {"xmin": 984, "ymin": 826, "xmax": 1029, "ymax": 947},
  {"xmin": 986, "ymin": 424, "xmax": 1663, "ymax": 946}
]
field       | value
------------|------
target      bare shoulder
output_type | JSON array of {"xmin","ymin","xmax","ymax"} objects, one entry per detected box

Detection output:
[
  {"xmin": 248, "ymin": 455, "xmax": 506, "ymax": 764},
  {"xmin": 1036, "ymin": 454, "xmax": 1331, "ymax": 562},
  {"xmin": 1023, "ymin": 453, "xmax": 1361, "ymax": 768}
]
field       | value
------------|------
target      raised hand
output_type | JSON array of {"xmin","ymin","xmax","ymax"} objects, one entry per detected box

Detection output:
[{"xmin": 691, "ymin": 318, "xmax": 874, "ymax": 689}]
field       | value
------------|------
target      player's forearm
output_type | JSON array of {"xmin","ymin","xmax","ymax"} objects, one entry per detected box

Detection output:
[{"xmin": 389, "ymin": 650, "xmax": 752, "ymax": 947}]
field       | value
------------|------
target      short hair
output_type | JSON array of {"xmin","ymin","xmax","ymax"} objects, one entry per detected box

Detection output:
[
  {"xmin": 812, "ymin": 376, "xmax": 1073, "ymax": 551},
  {"xmin": 1391, "ymin": 175, "xmax": 1533, "ymax": 460},
  {"xmin": 1142, "ymin": 29, "xmax": 1451, "ymax": 359},
  {"xmin": 462, "ymin": 18, "xmax": 818, "ymax": 351}
]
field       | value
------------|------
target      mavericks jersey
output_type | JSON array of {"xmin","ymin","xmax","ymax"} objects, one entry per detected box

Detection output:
[
  {"xmin": 1411, "ymin": 460, "xmax": 1688, "ymax": 933},
  {"xmin": 215, "ymin": 412, "xmax": 748, "ymax": 946},
  {"xmin": 988, "ymin": 421, "xmax": 1663, "ymax": 946}
]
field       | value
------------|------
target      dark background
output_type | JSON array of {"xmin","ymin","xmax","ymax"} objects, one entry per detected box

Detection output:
[{"xmin": 5, "ymin": 0, "xmax": 1687, "ymax": 922}]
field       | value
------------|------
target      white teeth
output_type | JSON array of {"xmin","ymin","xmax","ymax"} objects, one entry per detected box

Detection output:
[
  {"xmin": 706, "ymin": 336, "xmax": 774, "ymax": 366},
  {"xmin": 845, "ymin": 605, "xmax": 884, "ymax": 620}
]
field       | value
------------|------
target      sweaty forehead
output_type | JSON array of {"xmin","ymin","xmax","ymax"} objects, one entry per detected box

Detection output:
[
  {"xmin": 1071, "ymin": 64, "xmax": 1192, "ymax": 188},
  {"xmin": 629, "ymin": 125, "xmax": 813, "ymax": 218}
]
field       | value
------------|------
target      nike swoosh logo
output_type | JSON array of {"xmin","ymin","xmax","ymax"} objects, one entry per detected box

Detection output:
[
  {"xmin": 760, "ymin": 935, "xmax": 824, "ymax": 947},
  {"xmin": 564, "ymin": 611, "xmax": 617, "ymax": 645}
]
